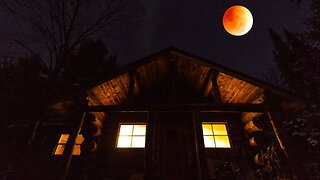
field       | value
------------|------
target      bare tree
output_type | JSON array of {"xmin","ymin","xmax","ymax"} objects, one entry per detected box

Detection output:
[
  {"xmin": 0, "ymin": 0, "xmax": 141, "ymax": 77},
  {"xmin": 0, "ymin": 0, "xmax": 142, "ymax": 154}
]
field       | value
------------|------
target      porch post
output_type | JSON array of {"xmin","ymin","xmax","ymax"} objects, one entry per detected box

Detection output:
[
  {"xmin": 192, "ymin": 111, "xmax": 209, "ymax": 179},
  {"xmin": 61, "ymin": 97, "xmax": 87, "ymax": 180},
  {"xmin": 267, "ymin": 112, "xmax": 300, "ymax": 180},
  {"xmin": 144, "ymin": 111, "xmax": 154, "ymax": 179},
  {"xmin": 267, "ymin": 112, "xmax": 289, "ymax": 158}
]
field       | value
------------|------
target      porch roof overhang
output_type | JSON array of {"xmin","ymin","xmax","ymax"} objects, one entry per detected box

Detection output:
[
  {"xmin": 84, "ymin": 103, "xmax": 279, "ymax": 112},
  {"xmin": 50, "ymin": 47, "xmax": 307, "ymax": 122}
]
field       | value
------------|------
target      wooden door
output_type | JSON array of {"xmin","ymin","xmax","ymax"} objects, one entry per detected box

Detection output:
[{"xmin": 152, "ymin": 112, "xmax": 199, "ymax": 180}]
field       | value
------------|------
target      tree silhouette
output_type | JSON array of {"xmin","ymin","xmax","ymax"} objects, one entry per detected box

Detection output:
[
  {"xmin": 0, "ymin": 0, "xmax": 141, "ymax": 78},
  {"xmin": 269, "ymin": 29, "xmax": 319, "ymax": 101},
  {"xmin": 0, "ymin": 56, "xmax": 48, "ymax": 125},
  {"xmin": 0, "ymin": 37, "xmax": 119, "ymax": 179},
  {"xmin": 269, "ymin": 1, "xmax": 320, "ymax": 178},
  {"xmin": 0, "ymin": 39, "xmax": 117, "ymax": 141},
  {"xmin": 62, "ymin": 39, "xmax": 117, "ymax": 85}
]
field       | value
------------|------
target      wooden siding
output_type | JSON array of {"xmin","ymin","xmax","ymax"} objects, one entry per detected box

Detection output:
[
  {"xmin": 85, "ymin": 54, "xmax": 265, "ymax": 108},
  {"xmin": 87, "ymin": 73, "xmax": 130, "ymax": 106},
  {"xmin": 176, "ymin": 56, "xmax": 211, "ymax": 92},
  {"xmin": 135, "ymin": 57, "xmax": 167, "ymax": 91},
  {"xmin": 81, "ymin": 52, "xmax": 269, "ymax": 124},
  {"xmin": 217, "ymin": 73, "xmax": 264, "ymax": 104}
]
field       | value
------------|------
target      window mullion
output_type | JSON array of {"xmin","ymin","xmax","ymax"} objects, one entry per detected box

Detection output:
[
  {"xmin": 202, "ymin": 123, "xmax": 230, "ymax": 148},
  {"xmin": 117, "ymin": 124, "xmax": 146, "ymax": 148},
  {"xmin": 211, "ymin": 124, "xmax": 217, "ymax": 148},
  {"xmin": 130, "ymin": 125, "xmax": 135, "ymax": 148}
]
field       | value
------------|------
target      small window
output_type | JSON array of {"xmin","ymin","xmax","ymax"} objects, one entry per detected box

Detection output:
[
  {"xmin": 54, "ymin": 134, "xmax": 84, "ymax": 155},
  {"xmin": 202, "ymin": 123, "xmax": 231, "ymax": 148},
  {"xmin": 117, "ymin": 124, "xmax": 146, "ymax": 148}
]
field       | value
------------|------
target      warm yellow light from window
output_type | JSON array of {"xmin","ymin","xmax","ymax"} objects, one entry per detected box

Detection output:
[
  {"xmin": 72, "ymin": 145, "xmax": 81, "ymax": 155},
  {"xmin": 54, "ymin": 134, "xmax": 84, "ymax": 155},
  {"xmin": 133, "ymin": 125, "xmax": 146, "ymax": 135},
  {"xmin": 58, "ymin": 134, "xmax": 69, "ymax": 144},
  {"xmin": 202, "ymin": 123, "xmax": 231, "ymax": 148},
  {"xmin": 117, "ymin": 136, "xmax": 132, "ymax": 147},
  {"xmin": 212, "ymin": 124, "xmax": 228, "ymax": 135},
  {"xmin": 203, "ymin": 136, "xmax": 215, "ymax": 148},
  {"xmin": 132, "ymin": 136, "xmax": 145, "ymax": 148},
  {"xmin": 202, "ymin": 124, "xmax": 213, "ymax": 135},
  {"xmin": 119, "ymin": 125, "xmax": 133, "ymax": 135},
  {"xmin": 215, "ymin": 136, "xmax": 231, "ymax": 148},
  {"xmin": 117, "ymin": 124, "xmax": 146, "ymax": 148},
  {"xmin": 55, "ymin": 145, "xmax": 65, "ymax": 155},
  {"xmin": 75, "ymin": 134, "xmax": 84, "ymax": 144}
]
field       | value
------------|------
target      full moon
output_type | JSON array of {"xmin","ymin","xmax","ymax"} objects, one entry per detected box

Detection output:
[{"xmin": 222, "ymin": 5, "xmax": 253, "ymax": 36}]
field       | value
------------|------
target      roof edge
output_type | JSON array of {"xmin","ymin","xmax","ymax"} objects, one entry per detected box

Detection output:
[{"xmin": 50, "ymin": 46, "xmax": 308, "ymax": 108}]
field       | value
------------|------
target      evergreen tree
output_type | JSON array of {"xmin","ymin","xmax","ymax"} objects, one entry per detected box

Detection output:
[
  {"xmin": 62, "ymin": 39, "xmax": 117, "ymax": 85},
  {"xmin": 269, "ymin": 29, "xmax": 320, "ymax": 102},
  {"xmin": 0, "ymin": 56, "xmax": 48, "ymax": 126},
  {"xmin": 269, "ymin": 1, "xmax": 320, "ymax": 178}
]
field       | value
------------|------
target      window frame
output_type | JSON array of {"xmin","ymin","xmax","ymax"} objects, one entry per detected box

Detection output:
[
  {"xmin": 116, "ymin": 123, "xmax": 147, "ymax": 149},
  {"xmin": 53, "ymin": 134, "xmax": 84, "ymax": 156},
  {"xmin": 201, "ymin": 122, "xmax": 232, "ymax": 149}
]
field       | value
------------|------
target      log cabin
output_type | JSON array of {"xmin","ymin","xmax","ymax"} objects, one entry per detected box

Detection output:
[{"xmin": 48, "ymin": 47, "xmax": 306, "ymax": 180}]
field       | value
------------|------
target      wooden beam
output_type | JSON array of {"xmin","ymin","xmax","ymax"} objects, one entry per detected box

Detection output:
[
  {"xmin": 127, "ymin": 71, "xmax": 136, "ymax": 104},
  {"xmin": 167, "ymin": 54, "xmax": 176, "ymax": 104},
  {"xmin": 60, "ymin": 95, "xmax": 88, "ymax": 180},
  {"xmin": 134, "ymin": 70, "xmax": 141, "ymax": 98},
  {"xmin": 211, "ymin": 70, "xmax": 221, "ymax": 103},
  {"xmin": 242, "ymin": 112, "xmax": 263, "ymax": 124},
  {"xmin": 84, "ymin": 103, "xmax": 277, "ymax": 112},
  {"xmin": 267, "ymin": 112, "xmax": 300, "ymax": 180},
  {"xmin": 144, "ymin": 111, "xmax": 154, "ymax": 179},
  {"xmin": 193, "ymin": 111, "xmax": 209, "ymax": 179},
  {"xmin": 200, "ymin": 69, "xmax": 213, "ymax": 96},
  {"xmin": 62, "ymin": 111, "xmax": 86, "ymax": 180},
  {"xmin": 170, "ymin": 49, "xmax": 307, "ymax": 105},
  {"xmin": 51, "ymin": 47, "xmax": 306, "ymax": 111},
  {"xmin": 267, "ymin": 113, "xmax": 289, "ymax": 158}
]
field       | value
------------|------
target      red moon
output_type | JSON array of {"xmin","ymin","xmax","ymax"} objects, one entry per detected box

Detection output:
[{"xmin": 222, "ymin": 5, "xmax": 253, "ymax": 36}]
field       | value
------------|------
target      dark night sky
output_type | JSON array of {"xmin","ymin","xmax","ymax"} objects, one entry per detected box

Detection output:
[
  {"xmin": 106, "ymin": 0, "xmax": 309, "ymax": 79},
  {"xmin": 0, "ymin": 0, "xmax": 310, "ymax": 79}
]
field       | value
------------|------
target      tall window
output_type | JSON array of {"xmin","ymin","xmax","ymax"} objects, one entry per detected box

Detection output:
[
  {"xmin": 54, "ymin": 134, "xmax": 84, "ymax": 155},
  {"xmin": 202, "ymin": 123, "xmax": 231, "ymax": 148},
  {"xmin": 117, "ymin": 124, "xmax": 146, "ymax": 148}
]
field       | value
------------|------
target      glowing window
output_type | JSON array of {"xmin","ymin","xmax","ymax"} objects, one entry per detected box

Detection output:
[
  {"xmin": 117, "ymin": 124, "xmax": 146, "ymax": 148},
  {"xmin": 202, "ymin": 123, "xmax": 231, "ymax": 148},
  {"xmin": 54, "ymin": 134, "xmax": 84, "ymax": 155}
]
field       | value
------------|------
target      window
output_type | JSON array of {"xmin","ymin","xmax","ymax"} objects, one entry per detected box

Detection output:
[
  {"xmin": 54, "ymin": 134, "xmax": 84, "ymax": 155},
  {"xmin": 202, "ymin": 123, "xmax": 231, "ymax": 148},
  {"xmin": 117, "ymin": 124, "xmax": 146, "ymax": 148}
]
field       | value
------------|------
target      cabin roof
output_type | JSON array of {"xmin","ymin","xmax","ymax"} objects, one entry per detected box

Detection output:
[{"xmin": 51, "ymin": 47, "xmax": 306, "ymax": 118}]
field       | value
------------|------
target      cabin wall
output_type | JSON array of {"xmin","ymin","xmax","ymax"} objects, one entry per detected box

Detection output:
[
  {"xmin": 47, "ymin": 49, "xmax": 304, "ymax": 179},
  {"xmin": 69, "ymin": 111, "xmax": 257, "ymax": 179},
  {"xmin": 96, "ymin": 112, "xmax": 147, "ymax": 179},
  {"xmin": 200, "ymin": 112, "xmax": 256, "ymax": 179}
]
